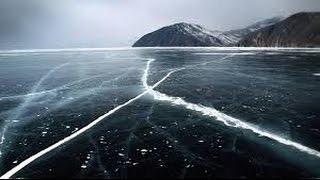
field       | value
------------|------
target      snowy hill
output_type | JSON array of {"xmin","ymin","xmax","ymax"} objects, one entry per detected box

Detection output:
[{"xmin": 132, "ymin": 22, "xmax": 223, "ymax": 47}]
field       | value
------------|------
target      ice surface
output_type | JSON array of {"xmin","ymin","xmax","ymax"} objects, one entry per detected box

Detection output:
[{"xmin": 1, "ymin": 48, "xmax": 320, "ymax": 178}]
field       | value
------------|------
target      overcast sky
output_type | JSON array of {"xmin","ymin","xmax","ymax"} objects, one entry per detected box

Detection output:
[{"xmin": 1, "ymin": 0, "xmax": 320, "ymax": 49}]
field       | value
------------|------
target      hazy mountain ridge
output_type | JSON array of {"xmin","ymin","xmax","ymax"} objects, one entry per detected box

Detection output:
[{"xmin": 222, "ymin": 16, "xmax": 284, "ymax": 45}]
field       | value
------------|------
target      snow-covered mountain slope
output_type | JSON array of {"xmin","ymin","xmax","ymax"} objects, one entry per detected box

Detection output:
[{"xmin": 132, "ymin": 22, "xmax": 224, "ymax": 47}]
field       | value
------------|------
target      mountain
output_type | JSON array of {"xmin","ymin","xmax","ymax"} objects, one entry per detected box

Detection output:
[
  {"xmin": 132, "ymin": 17, "xmax": 282, "ymax": 47},
  {"xmin": 132, "ymin": 23, "xmax": 224, "ymax": 47},
  {"xmin": 221, "ymin": 16, "xmax": 284, "ymax": 45},
  {"xmin": 239, "ymin": 12, "xmax": 320, "ymax": 47}
]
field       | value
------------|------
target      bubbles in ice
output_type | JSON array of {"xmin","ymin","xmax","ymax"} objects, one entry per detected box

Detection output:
[{"xmin": 140, "ymin": 149, "xmax": 148, "ymax": 156}]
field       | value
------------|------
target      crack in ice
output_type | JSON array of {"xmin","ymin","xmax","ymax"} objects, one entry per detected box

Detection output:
[
  {"xmin": 2, "ymin": 56, "xmax": 320, "ymax": 178},
  {"xmin": 0, "ymin": 63, "xmax": 70, "ymax": 156},
  {"xmin": 0, "ymin": 58, "xmax": 174, "ymax": 179},
  {"xmin": 143, "ymin": 59, "xmax": 320, "ymax": 159}
]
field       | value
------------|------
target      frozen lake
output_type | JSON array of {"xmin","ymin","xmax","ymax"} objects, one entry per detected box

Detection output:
[{"xmin": 0, "ymin": 47, "xmax": 320, "ymax": 178}]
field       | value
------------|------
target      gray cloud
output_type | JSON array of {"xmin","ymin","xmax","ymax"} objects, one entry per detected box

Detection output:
[{"xmin": 0, "ymin": 0, "xmax": 320, "ymax": 49}]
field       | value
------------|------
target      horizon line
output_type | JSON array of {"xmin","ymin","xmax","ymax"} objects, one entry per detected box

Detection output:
[{"xmin": 1, "ymin": 46, "xmax": 320, "ymax": 54}]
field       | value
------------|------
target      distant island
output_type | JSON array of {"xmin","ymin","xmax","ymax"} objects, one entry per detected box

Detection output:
[{"xmin": 132, "ymin": 12, "xmax": 320, "ymax": 48}]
